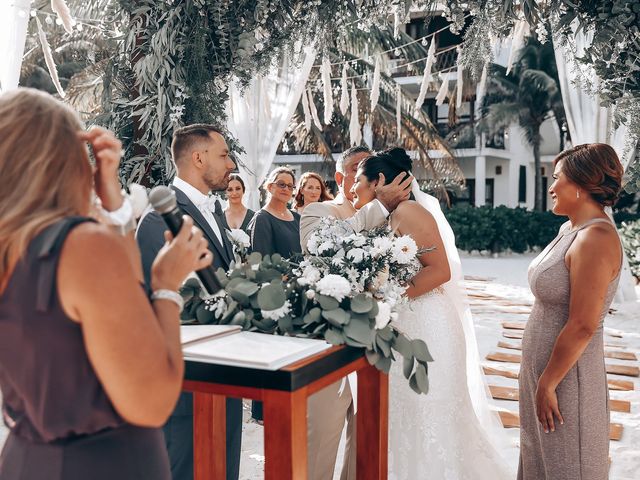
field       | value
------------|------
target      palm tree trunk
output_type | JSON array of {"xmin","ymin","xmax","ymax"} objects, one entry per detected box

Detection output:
[{"xmin": 533, "ymin": 132, "xmax": 543, "ymax": 211}]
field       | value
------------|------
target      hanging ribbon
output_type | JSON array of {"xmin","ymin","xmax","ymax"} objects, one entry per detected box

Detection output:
[
  {"xmin": 456, "ymin": 47, "xmax": 464, "ymax": 109},
  {"xmin": 396, "ymin": 83, "xmax": 402, "ymax": 141},
  {"xmin": 370, "ymin": 56, "xmax": 381, "ymax": 113},
  {"xmin": 301, "ymin": 88, "xmax": 312, "ymax": 131},
  {"xmin": 349, "ymin": 81, "xmax": 362, "ymax": 146},
  {"xmin": 415, "ymin": 38, "xmax": 436, "ymax": 110},
  {"xmin": 435, "ymin": 74, "xmax": 449, "ymax": 106},
  {"xmin": 307, "ymin": 87, "xmax": 323, "ymax": 130},
  {"xmin": 477, "ymin": 62, "xmax": 489, "ymax": 104},
  {"xmin": 35, "ymin": 17, "xmax": 65, "ymax": 98},
  {"xmin": 506, "ymin": 20, "xmax": 527, "ymax": 75},
  {"xmin": 51, "ymin": 0, "xmax": 75, "ymax": 34},
  {"xmin": 320, "ymin": 55, "xmax": 333, "ymax": 125},
  {"xmin": 340, "ymin": 63, "xmax": 350, "ymax": 115}
]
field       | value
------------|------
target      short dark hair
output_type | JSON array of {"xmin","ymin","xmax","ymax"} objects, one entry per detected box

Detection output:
[
  {"xmin": 227, "ymin": 173, "xmax": 245, "ymax": 192},
  {"xmin": 337, "ymin": 145, "xmax": 373, "ymax": 173},
  {"xmin": 171, "ymin": 124, "xmax": 223, "ymax": 164},
  {"xmin": 554, "ymin": 143, "xmax": 623, "ymax": 207},
  {"xmin": 358, "ymin": 147, "xmax": 413, "ymax": 184}
]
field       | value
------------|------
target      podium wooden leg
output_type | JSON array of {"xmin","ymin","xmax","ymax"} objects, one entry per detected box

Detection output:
[
  {"xmin": 193, "ymin": 392, "xmax": 226, "ymax": 480},
  {"xmin": 263, "ymin": 388, "xmax": 308, "ymax": 480},
  {"xmin": 357, "ymin": 364, "xmax": 389, "ymax": 480}
]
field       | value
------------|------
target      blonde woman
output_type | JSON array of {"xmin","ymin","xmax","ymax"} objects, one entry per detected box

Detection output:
[
  {"xmin": 293, "ymin": 171, "xmax": 333, "ymax": 214},
  {"xmin": 0, "ymin": 89, "xmax": 210, "ymax": 480}
]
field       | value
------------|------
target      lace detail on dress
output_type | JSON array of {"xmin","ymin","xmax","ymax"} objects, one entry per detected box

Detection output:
[{"xmin": 388, "ymin": 291, "xmax": 512, "ymax": 480}]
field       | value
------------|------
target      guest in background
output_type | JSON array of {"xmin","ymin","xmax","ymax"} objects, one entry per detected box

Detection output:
[
  {"xmin": 293, "ymin": 171, "xmax": 333, "ymax": 214},
  {"xmin": 248, "ymin": 167, "xmax": 301, "ymax": 259},
  {"xmin": 0, "ymin": 89, "xmax": 210, "ymax": 480},
  {"xmin": 247, "ymin": 167, "xmax": 301, "ymax": 423},
  {"xmin": 519, "ymin": 144, "xmax": 624, "ymax": 480},
  {"xmin": 222, "ymin": 174, "xmax": 254, "ymax": 233}
]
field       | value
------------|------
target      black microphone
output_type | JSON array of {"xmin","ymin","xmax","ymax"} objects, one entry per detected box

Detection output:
[{"xmin": 149, "ymin": 186, "xmax": 223, "ymax": 295}]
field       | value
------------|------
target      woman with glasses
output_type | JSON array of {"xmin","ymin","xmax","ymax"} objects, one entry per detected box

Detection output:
[{"xmin": 247, "ymin": 166, "xmax": 301, "ymax": 423}]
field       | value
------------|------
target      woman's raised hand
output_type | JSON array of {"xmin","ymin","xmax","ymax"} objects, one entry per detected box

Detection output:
[{"xmin": 151, "ymin": 216, "xmax": 213, "ymax": 291}]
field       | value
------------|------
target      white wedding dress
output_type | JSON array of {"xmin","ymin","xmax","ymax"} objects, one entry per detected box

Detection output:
[{"xmin": 388, "ymin": 183, "xmax": 513, "ymax": 479}]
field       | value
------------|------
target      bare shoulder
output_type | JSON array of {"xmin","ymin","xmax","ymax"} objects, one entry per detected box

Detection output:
[
  {"xmin": 391, "ymin": 200, "xmax": 435, "ymax": 232},
  {"xmin": 62, "ymin": 222, "xmax": 130, "ymax": 268},
  {"xmin": 570, "ymin": 222, "xmax": 621, "ymax": 271}
]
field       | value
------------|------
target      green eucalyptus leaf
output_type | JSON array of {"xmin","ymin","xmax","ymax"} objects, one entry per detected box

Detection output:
[
  {"xmin": 393, "ymin": 332, "xmax": 413, "ymax": 357},
  {"xmin": 374, "ymin": 354, "xmax": 392, "ymax": 374},
  {"xmin": 409, "ymin": 373, "xmax": 421, "ymax": 394},
  {"xmin": 412, "ymin": 339, "xmax": 434, "ymax": 364},
  {"xmin": 366, "ymin": 348, "xmax": 381, "ymax": 365},
  {"xmin": 403, "ymin": 354, "xmax": 414, "ymax": 379},
  {"xmin": 368, "ymin": 300, "xmax": 379, "ymax": 319},
  {"xmin": 377, "ymin": 325, "xmax": 394, "ymax": 341},
  {"xmin": 196, "ymin": 306, "xmax": 215, "ymax": 324},
  {"xmin": 325, "ymin": 328, "xmax": 345, "ymax": 345},
  {"xmin": 415, "ymin": 363, "xmax": 429, "ymax": 394},
  {"xmin": 303, "ymin": 307, "xmax": 322, "ymax": 324},
  {"xmin": 316, "ymin": 294, "xmax": 339, "ymax": 311},
  {"xmin": 322, "ymin": 308, "xmax": 350, "ymax": 326},
  {"xmin": 278, "ymin": 314, "xmax": 293, "ymax": 332},
  {"xmin": 230, "ymin": 311, "xmax": 246, "ymax": 326},
  {"xmin": 344, "ymin": 316, "xmax": 374, "ymax": 347},
  {"xmin": 350, "ymin": 293, "xmax": 373, "ymax": 314},
  {"xmin": 257, "ymin": 283, "xmax": 286, "ymax": 311},
  {"xmin": 375, "ymin": 334, "xmax": 391, "ymax": 357}
]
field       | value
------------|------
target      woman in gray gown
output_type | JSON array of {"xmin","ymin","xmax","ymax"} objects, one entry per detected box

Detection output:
[{"xmin": 519, "ymin": 143, "xmax": 624, "ymax": 480}]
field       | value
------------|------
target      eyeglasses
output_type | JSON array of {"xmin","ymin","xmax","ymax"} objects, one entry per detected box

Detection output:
[{"xmin": 275, "ymin": 181, "xmax": 295, "ymax": 191}]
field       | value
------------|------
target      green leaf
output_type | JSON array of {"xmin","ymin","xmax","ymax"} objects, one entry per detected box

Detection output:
[
  {"xmin": 393, "ymin": 332, "xmax": 413, "ymax": 357},
  {"xmin": 409, "ymin": 373, "xmax": 421, "ymax": 394},
  {"xmin": 230, "ymin": 311, "xmax": 246, "ymax": 326},
  {"xmin": 344, "ymin": 316, "xmax": 374, "ymax": 347},
  {"xmin": 227, "ymin": 278, "xmax": 259, "ymax": 303},
  {"xmin": 377, "ymin": 325, "xmax": 394, "ymax": 341},
  {"xmin": 412, "ymin": 339, "xmax": 434, "ymax": 364},
  {"xmin": 403, "ymin": 354, "xmax": 414, "ymax": 379},
  {"xmin": 350, "ymin": 293, "xmax": 373, "ymax": 314},
  {"xmin": 374, "ymin": 354, "xmax": 392, "ymax": 374},
  {"xmin": 195, "ymin": 306, "xmax": 215, "ymax": 324},
  {"xmin": 365, "ymin": 348, "xmax": 381, "ymax": 365},
  {"xmin": 316, "ymin": 294, "xmax": 339, "ymax": 311},
  {"xmin": 278, "ymin": 315, "xmax": 293, "ymax": 332},
  {"xmin": 375, "ymin": 334, "xmax": 391, "ymax": 357},
  {"xmin": 322, "ymin": 308, "xmax": 350, "ymax": 327},
  {"xmin": 368, "ymin": 300, "xmax": 379, "ymax": 319},
  {"xmin": 248, "ymin": 251, "xmax": 262, "ymax": 265},
  {"xmin": 325, "ymin": 328, "xmax": 345, "ymax": 345},
  {"xmin": 415, "ymin": 363, "xmax": 429, "ymax": 394},
  {"xmin": 303, "ymin": 307, "xmax": 322, "ymax": 324},
  {"xmin": 257, "ymin": 283, "xmax": 286, "ymax": 311}
]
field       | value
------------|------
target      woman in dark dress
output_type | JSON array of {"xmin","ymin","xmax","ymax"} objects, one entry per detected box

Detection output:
[
  {"xmin": 0, "ymin": 89, "xmax": 210, "ymax": 480},
  {"xmin": 247, "ymin": 167, "xmax": 301, "ymax": 422},
  {"xmin": 222, "ymin": 174, "xmax": 255, "ymax": 233}
]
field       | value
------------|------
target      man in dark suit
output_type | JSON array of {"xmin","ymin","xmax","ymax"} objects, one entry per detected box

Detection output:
[{"xmin": 136, "ymin": 124, "xmax": 241, "ymax": 480}]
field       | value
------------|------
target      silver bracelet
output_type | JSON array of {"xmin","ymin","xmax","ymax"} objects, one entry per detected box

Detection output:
[{"xmin": 151, "ymin": 289, "xmax": 184, "ymax": 311}]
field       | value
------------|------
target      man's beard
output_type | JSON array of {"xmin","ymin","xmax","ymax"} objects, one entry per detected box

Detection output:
[{"xmin": 204, "ymin": 172, "xmax": 230, "ymax": 192}]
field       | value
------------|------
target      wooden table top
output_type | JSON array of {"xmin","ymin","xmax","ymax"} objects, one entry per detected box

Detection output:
[{"xmin": 184, "ymin": 345, "xmax": 364, "ymax": 392}]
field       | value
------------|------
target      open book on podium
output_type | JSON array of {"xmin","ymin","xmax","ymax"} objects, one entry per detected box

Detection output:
[{"xmin": 181, "ymin": 325, "xmax": 331, "ymax": 371}]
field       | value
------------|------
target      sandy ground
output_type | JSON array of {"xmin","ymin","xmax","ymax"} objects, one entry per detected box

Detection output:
[{"xmin": 1, "ymin": 252, "xmax": 638, "ymax": 479}]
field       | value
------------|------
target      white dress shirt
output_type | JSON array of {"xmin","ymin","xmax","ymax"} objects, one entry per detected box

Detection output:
[{"xmin": 172, "ymin": 176, "xmax": 224, "ymax": 245}]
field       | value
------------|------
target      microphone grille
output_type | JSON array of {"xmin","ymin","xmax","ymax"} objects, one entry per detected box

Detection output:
[{"xmin": 149, "ymin": 186, "xmax": 177, "ymax": 214}]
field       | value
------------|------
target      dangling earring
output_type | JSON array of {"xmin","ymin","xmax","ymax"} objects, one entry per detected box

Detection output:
[{"xmin": 576, "ymin": 190, "xmax": 580, "ymax": 199}]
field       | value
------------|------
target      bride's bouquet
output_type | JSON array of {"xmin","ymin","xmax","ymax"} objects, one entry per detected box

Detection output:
[{"xmin": 179, "ymin": 218, "xmax": 433, "ymax": 395}]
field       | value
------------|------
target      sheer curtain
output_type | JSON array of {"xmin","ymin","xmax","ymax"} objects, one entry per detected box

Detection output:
[
  {"xmin": 554, "ymin": 31, "xmax": 638, "ymax": 302},
  {"xmin": 0, "ymin": 0, "xmax": 32, "ymax": 92},
  {"xmin": 226, "ymin": 46, "xmax": 316, "ymax": 210}
]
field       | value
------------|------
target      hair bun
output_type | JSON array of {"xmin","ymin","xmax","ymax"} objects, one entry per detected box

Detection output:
[{"xmin": 380, "ymin": 147, "xmax": 413, "ymax": 172}]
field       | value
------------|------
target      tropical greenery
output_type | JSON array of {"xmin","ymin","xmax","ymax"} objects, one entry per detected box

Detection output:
[
  {"xmin": 479, "ymin": 38, "xmax": 565, "ymax": 211},
  {"xmin": 619, "ymin": 219, "xmax": 640, "ymax": 279}
]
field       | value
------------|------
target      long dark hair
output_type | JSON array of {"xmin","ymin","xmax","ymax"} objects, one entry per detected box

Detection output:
[{"xmin": 359, "ymin": 147, "xmax": 413, "ymax": 184}]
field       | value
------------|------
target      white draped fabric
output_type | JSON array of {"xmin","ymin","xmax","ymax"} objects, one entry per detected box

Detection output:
[
  {"xmin": 553, "ymin": 32, "xmax": 638, "ymax": 302},
  {"xmin": 226, "ymin": 47, "xmax": 316, "ymax": 210},
  {"xmin": 0, "ymin": 0, "xmax": 32, "ymax": 93}
]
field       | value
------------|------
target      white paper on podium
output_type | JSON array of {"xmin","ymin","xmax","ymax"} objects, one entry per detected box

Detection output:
[
  {"xmin": 183, "ymin": 331, "xmax": 331, "ymax": 371},
  {"xmin": 180, "ymin": 325, "xmax": 242, "ymax": 346}
]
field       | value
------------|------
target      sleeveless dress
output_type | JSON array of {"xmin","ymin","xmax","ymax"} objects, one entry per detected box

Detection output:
[
  {"xmin": 388, "ymin": 262, "xmax": 512, "ymax": 480},
  {"xmin": 0, "ymin": 217, "xmax": 171, "ymax": 480},
  {"xmin": 518, "ymin": 218, "xmax": 621, "ymax": 480}
]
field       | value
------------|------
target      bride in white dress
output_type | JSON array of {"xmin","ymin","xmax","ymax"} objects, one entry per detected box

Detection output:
[{"xmin": 351, "ymin": 148, "xmax": 514, "ymax": 479}]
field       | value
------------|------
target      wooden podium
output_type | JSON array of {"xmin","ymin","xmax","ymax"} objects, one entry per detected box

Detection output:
[{"xmin": 183, "ymin": 345, "xmax": 388, "ymax": 480}]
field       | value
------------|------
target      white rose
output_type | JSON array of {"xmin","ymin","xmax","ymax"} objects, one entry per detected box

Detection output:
[
  {"xmin": 228, "ymin": 228, "xmax": 250, "ymax": 247},
  {"xmin": 391, "ymin": 235, "xmax": 418, "ymax": 264},
  {"xmin": 375, "ymin": 301, "xmax": 392, "ymax": 329},
  {"xmin": 347, "ymin": 247, "xmax": 367, "ymax": 263},
  {"xmin": 316, "ymin": 274, "xmax": 352, "ymax": 302}
]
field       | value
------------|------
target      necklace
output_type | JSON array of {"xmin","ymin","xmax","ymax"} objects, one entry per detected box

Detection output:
[{"xmin": 269, "ymin": 207, "xmax": 290, "ymax": 219}]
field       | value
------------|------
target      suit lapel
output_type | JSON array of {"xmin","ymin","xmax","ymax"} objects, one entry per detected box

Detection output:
[
  {"xmin": 172, "ymin": 186, "xmax": 232, "ymax": 268},
  {"xmin": 213, "ymin": 212, "xmax": 235, "ymax": 261}
]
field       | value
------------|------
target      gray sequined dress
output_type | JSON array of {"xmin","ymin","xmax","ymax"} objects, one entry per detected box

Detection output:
[{"xmin": 518, "ymin": 218, "xmax": 621, "ymax": 480}]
